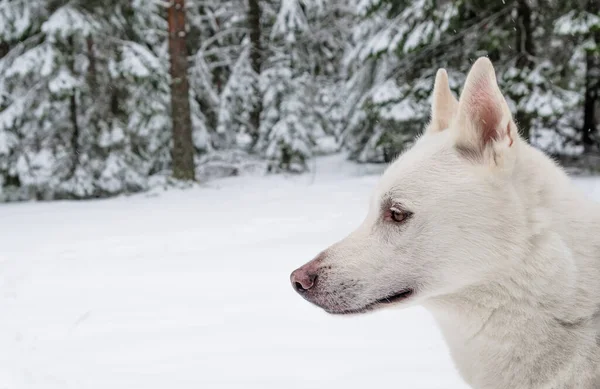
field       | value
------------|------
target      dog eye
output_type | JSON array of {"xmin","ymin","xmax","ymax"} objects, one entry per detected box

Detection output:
[{"xmin": 389, "ymin": 208, "xmax": 412, "ymax": 223}]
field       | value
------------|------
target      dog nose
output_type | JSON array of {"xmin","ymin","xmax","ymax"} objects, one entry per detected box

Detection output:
[
  {"xmin": 291, "ymin": 252, "xmax": 326, "ymax": 293},
  {"xmin": 290, "ymin": 267, "xmax": 317, "ymax": 292}
]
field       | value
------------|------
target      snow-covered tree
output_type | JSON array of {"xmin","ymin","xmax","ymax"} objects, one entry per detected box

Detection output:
[
  {"xmin": 554, "ymin": 0, "xmax": 600, "ymax": 152},
  {"xmin": 340, "ymin": 0, "xmax": 459, "ymax": 162},
  {"xmin": 254, "ymin": 0, "xmax": 348, "ymax": 171},
  {"xmin": 0, "ymin": 0, "xmax": 172, "ymax": 199},
  {"xmin": 339, "ymin": 0, "xmax": 595, "ymax": 162},
  {"xmin": 0, "ymin": 1, "xmax": 103, "ymax": 199}
]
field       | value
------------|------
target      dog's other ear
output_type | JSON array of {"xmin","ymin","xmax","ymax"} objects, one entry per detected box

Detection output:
[
  {"xmin": 427, "ymin": 69, "xmax": 458, "ymax": 133},
  {"xmin": 453, "ymin": 57, "xmax": 518, "ymax": 164}
]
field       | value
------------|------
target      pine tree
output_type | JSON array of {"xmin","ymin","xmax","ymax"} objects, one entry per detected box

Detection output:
[
  {"xmin": 93, "ymin": 0, "xmax": 171, "ymax": 195},
  {"xmin": 216, "ymin": 48, "xmax": 259, "ymax": 149},
  {"xmin": 339, "ymin": 0, "xmax": 593, "ymax": 161},
  {"xmin": 340, "ymin": 0, "xmax": 460, "ymax": 162},
  {"xmin": 186, "ymin": 0, "xmax": 246, "ymax": 153},
  {"xmin": 248, "ymin": 0, "xmax": 263, "ymax": 146},
  {"xmin": 0, "ymin": 0, "xmax": 174, "ymax": 199},
  {"xmin": 255, "ymin": 0, "xmax": 347, "ymax": 171},
  {"xmin": 552, "ymin": 0, "xmax": 600, "ymax": 155},
  {"xmin": 0, "ymin": 1, "xmax": 105, "ymax": 199}
]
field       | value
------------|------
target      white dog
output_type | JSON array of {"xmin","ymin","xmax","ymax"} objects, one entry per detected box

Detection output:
[{"xmin": 291, "ymin": 57, "xmax": 600, "ymax": 388}]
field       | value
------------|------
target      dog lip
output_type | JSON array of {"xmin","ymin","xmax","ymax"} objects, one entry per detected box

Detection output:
[
  {"xmin": 375, "ymin": 288, "xmax": 413, "ymax": 304},
  {"xmin": 324, "ymin": 288, "xmax": 415, "ymax": 315}
]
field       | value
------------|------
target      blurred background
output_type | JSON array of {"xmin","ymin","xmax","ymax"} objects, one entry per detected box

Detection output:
[
  {"xmin": 0, "ymin": 0, "xmax": 598, "ymax": 201},
  {"xmin": 1, "ymin": 1, "xmax": 599, "ymax": 389}
]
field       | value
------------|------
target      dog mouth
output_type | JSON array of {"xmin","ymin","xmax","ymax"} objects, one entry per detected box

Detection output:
[
  {"xmin": 375, "ymin": 289, "xmax": 414, "ymax": 305},
  {"xmin": 326, "ymin": 288, "xmax": 414, "ymax": 315}
]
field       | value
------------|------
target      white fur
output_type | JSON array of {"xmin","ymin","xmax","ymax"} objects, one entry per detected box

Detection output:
[{"xmin": 293, "ymin": 58, "xmax": 600, "ymax": 388}]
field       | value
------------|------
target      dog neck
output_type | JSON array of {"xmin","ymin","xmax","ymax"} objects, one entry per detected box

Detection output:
[
  {"xmin": 425, "ymin": 272, "xmax": 600, "ymax": 389},
  {"xmin": 424, "ymin": 144, "xmax": 600, "ymax": 389}
]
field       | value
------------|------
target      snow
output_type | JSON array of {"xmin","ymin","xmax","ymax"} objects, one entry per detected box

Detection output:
[
  {"xmin": 15, "ymin": 149, "xmax": 55, "ymax": 187},
  {"xmin": 0, "ymin": 155, "xmax": 479, "ymax": 389},
  {"xmin": 59, "ymin": 166, "xmax": 95, "ymax": 199},
  {"xmin": 381, "ymin": 99, "xmax": 418, "ymax": 122},
  {"xmin": 41, "ymin": 6, "xmax": 99, "ymax": 41},
  {"xmin": 0, "ymin": 130, "xmax": 10, "ymax": 155},
  {"xmin": 271, "ymin": 0, "xmax": 309, "ymax": 41},
  {"xmin": 0, "ymin": 99, "xmax": 24, "ymax": 133},
  {"xmin": 315, "ymin": 135, "xmax": 339, "ymax": 154},
  {"xmin": 403, "ymin": 21, "xmax": 435, "ymax": 53},
  {"xmin": 119, "ymin": 43, "xmax": 163, "ymax": 78},
  {"xmin": 4, "ymin": 45, "xmax": 47, "ymax": 79},
  {"xmin": 97, "ymin": 154, "xmax": 128, "ymax": 194},
  {"xmin": 371, "ymin": 79, "xmax": 402, "ymax": 104},
  {"xmin": 554, "ymin": 10, "xmax": 600, "ymax": 36},
  {"xmin": 48, "ymin": 68, "xmax": 79, "ymax": 95},
  {"xmin": 0, "ymin": 1, "xmax": 33, "ymax": 41},
  {"xmin": 356, "ymin": 0, "xmax": 378, "ymax": 15}
]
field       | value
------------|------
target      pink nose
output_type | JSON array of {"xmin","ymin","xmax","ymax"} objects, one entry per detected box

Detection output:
[
  {"xmin": 290, "ymin": 259, "xmax": 321, "ymax": 293},
  {"xmin": 291, "ymin": 268, "xmax": 317, "ymax": 292}
]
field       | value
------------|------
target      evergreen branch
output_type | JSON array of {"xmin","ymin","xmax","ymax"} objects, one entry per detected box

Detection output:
[{"xmin": 385, "ymin": 6, "xmax": 513, "ymax": 82}]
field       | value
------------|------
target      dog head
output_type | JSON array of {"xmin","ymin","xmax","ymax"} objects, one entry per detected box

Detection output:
[{"xmin": 291, "ymin": 58, "xmax": 529, "ymax": 314}]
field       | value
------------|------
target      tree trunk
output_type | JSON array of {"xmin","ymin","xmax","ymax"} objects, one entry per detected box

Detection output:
[
  {"xmin": 87, "ymin": 38, "xmax": 97, "ymax": 89},
  {"xmin": 248, "ymin": 0, "xmax": 263, "ymax": 146},
  {"xmin": 168, "ymin": 0, "xmax": 195, "ymax": 180},
  {"xmin": 514, "ymin": 0, "xmax": 535, "ymax": 142},
  {"xmin": 0, "ymin": 41, "xmax": 8, "ymax": 60},
  {"xmin": 515, "ymin": 0, "xmax": 535, "ymax": 68},
  {"xmin": 582, "ymin": 0, "xmax": 600, "ymax": 152},
  {"xmin": 67, "ymin": 36, "xmax": 80, "ymax": 175}
]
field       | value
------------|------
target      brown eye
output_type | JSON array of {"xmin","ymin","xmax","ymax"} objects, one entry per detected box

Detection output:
[{"xmin": 390, "ymin": 208, "xmax": 411, "ymax": 223}]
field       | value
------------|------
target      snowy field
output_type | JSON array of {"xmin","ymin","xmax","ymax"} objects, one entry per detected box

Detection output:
[{"xmin": 3, "ymin": 156, "xmax": 600, "ymax": 389}]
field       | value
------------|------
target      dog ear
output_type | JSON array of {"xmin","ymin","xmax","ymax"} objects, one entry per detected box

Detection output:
[
  {"xmin": 453, "ymin": 57, "xmax": 518, "ymax": 163},
  {"xmin": 427, "ymin": 69, "xmax": 458, "ymax": 133}
]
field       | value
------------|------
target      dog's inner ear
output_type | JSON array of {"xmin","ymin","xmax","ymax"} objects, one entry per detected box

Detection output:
[
  {"xmin": 453, "ymin": 57, "xmax": 516, "ymax": 157},
  {"xmin": 427, "ymin": 69, "xmax": 458, "ymax": 133}
]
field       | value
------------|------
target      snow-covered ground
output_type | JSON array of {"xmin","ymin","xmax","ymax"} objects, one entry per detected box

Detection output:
[{"xmin": 3, "ymin": 155, "xmax": 600, "ymax": 389}]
